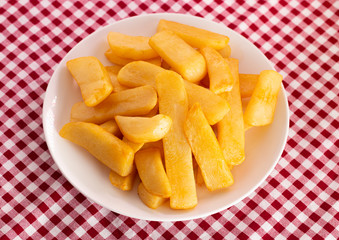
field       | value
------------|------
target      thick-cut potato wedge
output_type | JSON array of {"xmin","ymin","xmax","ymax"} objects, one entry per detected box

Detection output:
[
  {"xmin": 100, "ymin": 119, "xmax": 122, "ymax": 138},
  {"xmin": 239, "ymin": 74, "xmax": 259, "ymax": 98},
  {"xmin": 156, "ymin": 70, "xmax": 197, "ymax": 209},
  {"xmin": 59, "ymin": 122, "xmax": 134, "ymax": 176},
  {"xmin": 105, "ymin": 49, "xmax": 133, "ymax": 66},
  {"xmin": 117, "ymin": 61, "xmax": 164, "ymax": 88},
  {"xmin": 141, "ymin": 140, "xmax": 164, "ymax": 160},
  {"xmin": 241, "ymin": 98, "xmax": 253, "ymax": 131},
  {"xmin": 105, "ymin": 49, "xmax": 161, "ymax": 66},
  {"xmin": 146, "ymin": 57, "xmax": 162, "ymax": 66},
  {"xmin": 67, "ymin": 56, "xmax": 113, "ymax": 107},
  {"xmin": 116, "ymin": 64, "xmax": 228, "ymax": 126},
  {"xmin": 141, "ymin": 102, "xmax": 159, "ymax": 117},
  {"xmin": 122, "ymin": 137, "xmax": 144, "ymax": 153},
  {"xmin": 218, "ymin": 45, "xmax": 231, "ymax": 58},
  {"xmin": 107, "ymin": 32, "xmax": 158, "ymax": 60},
  {"xmin": 149, "ymin": 30, "xmax": 206, "ymax": 83},
  {"xmin": 138, "ymin": 183, "xmax": 167, "ymax": 209},
  {"xmin": 196, "ymin": 166, "xmax": 205, "ymax": 186},
  {"xmin": 142, "ymin": 140, "xmax": 163, "ymax": 150},
  {"xmin": 201, "ymin": 47, "xmax": 234, "ymax": 93},
  {"xmin": 184, "ymin": 81, "xmax": 230, "ymax": 125},
  {"xmin": 184, "ymin": 103, "xmax": 233, "ymax": 191},
  {"xmin": 157, "ymin": 19, "xmax": 229, "ymax": 50},
  {"xmin": 244, "ymin": 70, "xmax": 283, "ymax": 126},
  {"xmin": 70, "ymin": 85, "xmax": 157, "ymax": 124},
  {"xmin": 109, "ymin": 167, "xmax": 136, "ymax": 191},
  {"xmin": 161, "ymin": 60, "xmax": 171, "ymax": 70},
  {"xmin": 135, "ymin": 148, "xmax": 171, "ymax": 198},
  {"xmin": 101, "ymin": 120, "xmax": 144, "ymax": 152},
  {"xmin": 217, "ymin": 58, "xmax": 245, "ymax": 166},
  {"xmin": 105, "ymin": 66, "xmax": 130, "ymax": 93},
  {"xmin": 115, "ymin": 114, "xmax": 172, "ymax": 143}
]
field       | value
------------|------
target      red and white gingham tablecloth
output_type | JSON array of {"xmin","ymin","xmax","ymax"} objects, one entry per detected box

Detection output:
[{"xmin": 1, "ymin": 1, "xmax": 338, "ymax": 239}]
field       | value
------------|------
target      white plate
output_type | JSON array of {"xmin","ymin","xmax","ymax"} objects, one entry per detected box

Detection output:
[{"xmin": 43, "ymin": 13, "xmax": 289, "ymax": 221}]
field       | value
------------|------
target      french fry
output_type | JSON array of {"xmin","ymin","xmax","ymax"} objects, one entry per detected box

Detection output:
[
  {"xmin": 135, "ymin": 148, "xmax": 171, "ymax": 198},
  {"xmin": 149, "ymin": 30, "xmax": 206, "ymax": 83},
  {"xmin": 196, "ymin": 166, "xmax": 205, "ymax": 186},
  {"xmin": 138, "ymin": 183, "xmax": 167, "ymax": 209},
  {"xmin": 241, "ymin": 98, "xmax": 253, "ymax": 131},
  {"xmin": 157, "ymin": 19, "xmax": 229, "ymax": 50},
  {"xmin": 156, "ymin": 70, "xmax": 197, "ymax": 209},
  {"xmin": 100, "ymin": 119, "xmax": 122, "ymax": 138},
  {"xmin": 218, "ymin": 45, "xmax": 231, "ymax": 58},
  {"xmin": 115, "ymin": 114, "xmax": 172, "ymax": 143},
  {"xmin": 105, "ymin": 66, "xmax": 130, "ymax": 93},
  {"xmin": 201, "ymin": 47, "xmax": 234, "ymax": 93},
  {"xmin": 122, "ymin": 137, "xmax": 144, "ymax": 153},
  {"xmin": 107, "ymin": 32, "xmax": 158, "ymax": 60},
  {"xmin": 141, "ymin": 102, "xmax": 159, "ymax": 117},
  {"xmin": 117, "ymin": 61, "xmax": 164, "ymax": 88},
  {"xmin": 116, "ymin": 62, "xmax": 228, "ymax": 125},
  {"xmin": 105, "ymin": 49, "xmax": 161, "ymax": 66},
  {"xmin": 142, "ymin": 140, "xmax": 163, "ymax": 150},
  {"xmin": 239, "ymin": 74, "xmax": 259, "ymax": 98},
  {"xmin": 70, "ymin": 85, "xmax": 157, "ymax": 124},
  {"xmin": 244, "ymin": 70, "xmax": 283, "ymax": 126},
  {"xmin": 161, "ymin": 60, "xmax": 171, "ymax": 70},
  {"xmin": 184, "ymin": 103, "xmax": 233, "ymax": 191},
  {"xmin": 59, "ymin": 122, "xmax": 134, "ymax": 176},
  {"xmin": 109, "ymin": 167, "xmax": 136, "ymax": 191},
  {"xmin": 141, "ymin": 140, "xmax": 164, "ymax": 161},
  {"xmin": 184, "ymin": 81, "xmax": 230, "ymax": 125},
  {"xmin": 67, "ymin": 56, "xmax": 113, "ymax": 107},
  {"xmin": 217, "ymin": 58, "xmax": 245, "ymax": 166}
]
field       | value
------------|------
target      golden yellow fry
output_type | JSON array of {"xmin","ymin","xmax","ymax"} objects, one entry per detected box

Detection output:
[
  {"xmin": 241, "ymin": 98, "xmax": 253, "ymax": 131},
  {"xmin": 157, "ymin": 19, "xmax": 229, "ymax": 50},
  {"xmin": 105, "ymin": 66, "xmax": 130, "ymax": 93},
  {"xmin": 184, "ymin": 81, "xmax": 230, "ymax": 125},
  {"xmin": 116, "ymin": 63, "xmax": 228, "ymax": 125},
  {"xmin": 149, "ymin": 30, "xmax": 206, "ymax": 83},
  {"xmin": 107, "ymin": 32, "xmax": 158, "ymax": 60},
  {"xmin": 135, "ymin": 148, "xmax": 171, "ymax": 198},
  {"xmin": 141, "ymin": 102, "xmax": 159, "ymax": 117},
  {"xmin": 59, "ymin": 122, "xmax": 134, "ymax": 176},
  {"xmin": 201, "ymin": 47, "xmax": 234, "ymax": 93},
  {"xmin": 117, "ymin": 61, "xmax": 164, "ymax": 88},
  {"xmin": 105, "ymin": 49, "xmax": 161, "ymax": 66},
  {"xmin": 142, "ymin": 140, "xmax": 163, "ymax": 150},
  {"xmin": 122, "ymin": 137, "xmax": 144, "ymax": 153},
  {"xmin": 109, "ymin": 167, "xmax": 136, "ymax": 191},
  {"xmin": 244, "ymin": 70, "xmax": 283, "ymax": 126},
  {"xmin": 70, "ymin": 85, "xmax": 157, "ymax": 124},
  {"xmin": 146, "ymin": 57, "xmax": 162, "ymax": 66},
  {"xmin": 196, "ymin": 167, "xmax": 205, "ymax": 186},
  {"xmin": 239, "ymin": 74, "xmax": 259, "ymax": 98},
  {"xmin": 115, "ymin": 114, "xmax": 172, "ymax": 143},
  {"xmin": 141, "ymin": 140, "xmax": 164, "ymax": 160},
  {"xmin": 161, "ymin": 60, "xmax": 171, "ymax": 70},
  {"xmin": 218, "ymin": 45, "xmax": 231, "ymax": 58},
  {"xmin": 138, "ymin": 183, "xmax": 167, "ymax": 209},
  {"xmin": 217, "ymin": 58, "xmax": 245, "ymax": 166},
  {"xmin": 156, "ymin": 70, "xmax": 197, "ymax": 209},
  {"xmin": 100, "ymin": 119, "xmax": 122, "ymax": 138},
  {"xmin": 184, "ymin": 103, "xmax": 233, "ymax": 191},
  {"xmin": 67, "ymin": 56, "xmax": 113, "ymax": 107}
]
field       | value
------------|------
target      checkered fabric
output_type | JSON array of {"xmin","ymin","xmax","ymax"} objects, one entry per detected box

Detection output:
[{"xmin": 1, "ymin": 0, "xmax": 338, "ymax": 239}]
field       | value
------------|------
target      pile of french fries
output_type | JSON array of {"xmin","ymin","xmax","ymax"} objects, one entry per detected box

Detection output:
[{"xmin": 60, "ymin": 19, "xmax": 283, "ymax": 210}]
